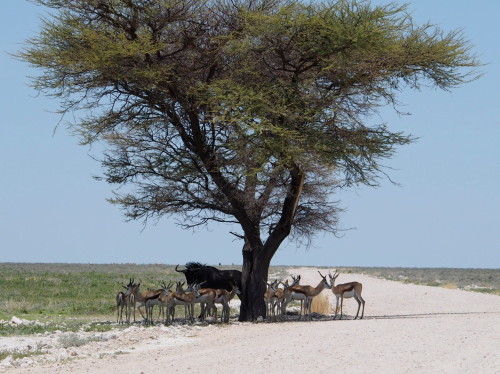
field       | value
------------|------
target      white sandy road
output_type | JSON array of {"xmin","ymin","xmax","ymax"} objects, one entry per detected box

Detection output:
[{"xmin": 1, "ymin": 267, "xmax": 499, "ymax": 374}]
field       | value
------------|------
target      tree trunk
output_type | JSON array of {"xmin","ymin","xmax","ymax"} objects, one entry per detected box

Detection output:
[
  {"xmin": 239, "ymin": 241, "xmax": 271, "ymax": 321},
  {"xmin": 238, "ymin": 167, "xmax": 305, "ymax": 321}
]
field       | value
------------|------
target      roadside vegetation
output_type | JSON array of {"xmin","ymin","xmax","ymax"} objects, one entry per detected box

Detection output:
[
  {"xmin": 0, "ymin": 263, "xmax": 180, "ymax": 335},
  {"xmin": 337, "ymin": 267, "xmax": 499, "ymax": 295},
  {"xmin": 0, "ymin": 263, "xmax": 497, "ymax": 337}
]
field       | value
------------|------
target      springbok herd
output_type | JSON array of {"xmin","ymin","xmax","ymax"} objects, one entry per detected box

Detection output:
[{"xmin": 115, "ymin": 270, "xmax": 365, "ymax": 325}]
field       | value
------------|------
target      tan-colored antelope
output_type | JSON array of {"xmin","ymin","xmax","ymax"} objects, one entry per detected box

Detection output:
[
  {"xmin": 264, "ymin": 279, "xmax": 279, "ymax": 321},
  {"xmin": 273, "ymin": 274, "xmax": 301, "ymax": 321},
  {"xmin": 272, "ymin": 281, "xmax": 287, "ymax": 321},
  {"xmin": 282, "ymin": 274, "xmax": 308, "ymax": 318},
  {"xmin": 116, "ymin": 278, "xmax": 135, "ymax": 324},
  {"xmin": 128, "ymin": 282, "xmax": 164, "ymax": 324},
  {"xmin": 116, "ymin": 278, "xmax": 142, "ymax": 323},
  {"xmin": 156, "ymin": 281, "xmax": 174, "ymax": 323},
  {"xmin": 329, "ymin": 270, "xmax": 365, "ymax": 320},
  {"xmin": 164, "ymin": 283, "xmax": 201, "ymax": 325},
  {"xmin": 193, "ymin": 284, "xmax": 217, "ymax": 322},
  {"xmin": 116, "ymin": 291, "xmax": 126, "ymax": 324},
  {"xmin": 284, "ymin": 272, "xmax": 330, "ymax": 320},
  {"xmin": 212, "ymin": 284, "xmax": 240, "ymax": 323},
  {"xmin": 151, "ymin": 281, "xmax": 186, "ymax": 324}
]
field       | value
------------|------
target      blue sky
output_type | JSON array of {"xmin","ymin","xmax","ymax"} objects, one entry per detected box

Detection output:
[{"xmin": 1, "ymin": 1, "xmax": 499, "ymax": 268}]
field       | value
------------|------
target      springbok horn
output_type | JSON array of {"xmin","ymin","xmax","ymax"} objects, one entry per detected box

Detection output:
[{"xmin": 318, "ymin": 270, "xmax": 325, "ymax": 278}]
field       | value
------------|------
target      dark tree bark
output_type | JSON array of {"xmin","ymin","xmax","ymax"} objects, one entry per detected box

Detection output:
[
  {"xmin": 240, "ymin": 241, "xmax": 269, "ymax": 321},
  {"xmin": 238, "ymin": 167, "xmax": 304, "ymax": 321}
]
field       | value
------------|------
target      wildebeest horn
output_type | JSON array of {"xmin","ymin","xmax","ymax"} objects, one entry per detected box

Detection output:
[{"xmin": 175, "ymin": 264, "xmax": 187, "ymax": 273}]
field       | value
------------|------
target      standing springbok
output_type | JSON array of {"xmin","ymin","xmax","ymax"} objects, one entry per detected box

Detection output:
[
  {"xmin": 329, "ymin": 270, "xmax": 365, "ymax": 320},
  {"xmin": 264, "ymin": 279, "xmax": 279, "ymax": 321},
  {"xmin": 116, "ymin": 278, "xmax": 135, "ymax": 324},
  {"xmin": 116, "ymin": 291, "xmax": 126, "ymax": 324},
  {"xmin": 128, "ymin": 282, "xmax": 164, "ymax": 324},
  {"xmin": 212, "ymin": 284, "xmax": 240, "ymax": 323},
  {"xmin": 164, "ymin": 283, "xmax": 201, "ymax": 325},
  {"xmin": 193, "ymin": 283, "xmax": 217, "ymax": 322},
  {"xmin": 284, "ymin": 272, "xmax": 330, "ymax": 320},
  {"xmin": 274, "ymin": 274, "xmax": 301, "ymax": 321},
  {"xmin": 157, "ymin": 281, "xmax": 175, "ymax": 323}
]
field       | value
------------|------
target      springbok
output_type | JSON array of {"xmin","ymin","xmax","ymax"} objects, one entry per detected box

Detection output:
[
  {"xmin": 273, "ymin": 274, "xmax": 301, "ymax": 321},
  {"xmin": 193, "ymin": 283, "xmax": 217, "ymax": 322},
  {"xmin": 116, "ymin": 278, "xmax": 135, "ymax": 324},
  {"xmin": 164, "ymin": 283, "xmax": 201, "ymax": 325},
  {"xmin": 283, "ymin": 272, "xmax": 330, "ymax": 320},
  {"xmin": 128, "ymin": 282, "xmax": 164, "ymax": 324},
  {"xmin": 264, "ymin": 279, "xmax": 279, "ymax": 321},
  {"xmin": 157, "ymin": 281, "xmax": 175, "ymax": 323},
  {"xmin": 212, "ymin": 284, "xmax": 240, "ymax": 323},
  {"xmin": 329, "ymin": 270, "xmax": 365, "ymax": 320},
  {"xmin": 116, "ymin": 291, "xmax": 126, "ymax": 324}
]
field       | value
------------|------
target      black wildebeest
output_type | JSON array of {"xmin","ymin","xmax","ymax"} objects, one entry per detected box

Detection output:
[{"xmin": 175, "ymin": 262, "xmax": 242, "ymax": 296}]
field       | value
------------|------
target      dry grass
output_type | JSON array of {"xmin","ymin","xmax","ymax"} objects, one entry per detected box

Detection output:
[
  {"xmin": 1, "ymin": 299, "xmax": 31, "ymax": 314},
  {"xmin": 310, "ymin": 293, "xmax": 330, "ymax": 315}
]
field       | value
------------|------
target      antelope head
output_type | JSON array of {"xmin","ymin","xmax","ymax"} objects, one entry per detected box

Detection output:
[
  {"xmin": 176, "ymin": 281, "xmax": 186, "ymax": 292},
  {"xmin": 161, "ymin": 280, "xmax": 174, "ymax": 291},
  {"xmin": 328, "ymin": 270, "xmax": 340, "ymax": 287},
  {"xmin": 281, "ymin": 279, "xmax": 290, "ymax": 289},
  {"xmin": 190, "ymin": 282, "xmax": 202, "ymax": 298},
  {"xmin": 269, "ymin": 279, "xmax": 279, "ymax": 292},
  {"xmin": 318, "ymin": 271, "xmax": 331, "ymax": 289},
  {"xmin": 291, "ymin": 274, "xmax": 301, "ymax": 286}
]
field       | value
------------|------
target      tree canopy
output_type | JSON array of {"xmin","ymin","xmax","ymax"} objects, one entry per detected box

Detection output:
[{"xmin": 21, "ymin": 0, "xmax": 479, "ymax": 320}]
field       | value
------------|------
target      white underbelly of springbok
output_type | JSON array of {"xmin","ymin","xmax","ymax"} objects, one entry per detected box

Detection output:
[
  {"xmin": 340, "ymin": 290, "xmax": 355, "ymax": 298},
  {"xmin": 291, "ymin": 292, "xmax": 306, "ymax": 301}
]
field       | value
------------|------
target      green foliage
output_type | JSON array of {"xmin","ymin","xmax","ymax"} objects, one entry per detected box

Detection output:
[
  {"xmin": 0, "ymin": 349, "xmax": 45, "ymax": 361},
  {"xmin": 0, "ymin": 263, "xmax": 179, "ymax": 319},
  {"xmin": 0, "ymin": 324, "xmax": 50, "ymax": 336},
  {"xmin": 18, "ymin": 0, "xmax": 480, "ymax": 207}
]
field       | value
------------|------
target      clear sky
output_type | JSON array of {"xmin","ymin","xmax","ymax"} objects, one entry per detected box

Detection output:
[{"xmin": 1, "ymin": 1, "xmax": 499, "ymax": 268}]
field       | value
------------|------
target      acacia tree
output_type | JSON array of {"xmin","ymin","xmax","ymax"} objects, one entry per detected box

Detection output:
[{"xmin": 21, "ymin": 0, "xmax": 478, "ymax": 320}]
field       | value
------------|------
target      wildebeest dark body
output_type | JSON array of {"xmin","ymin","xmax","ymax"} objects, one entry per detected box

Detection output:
[{"xmin": 176, "ymin": 262, "xmax": 242, "ymax": 295}]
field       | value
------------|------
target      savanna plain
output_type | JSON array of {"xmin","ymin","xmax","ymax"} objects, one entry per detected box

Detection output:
[{"xmin": 0, "ymin": 263, "xmax": 499, "ymax": 374}]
